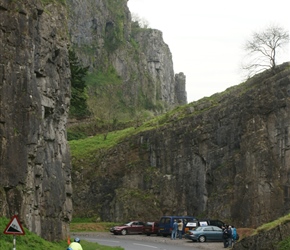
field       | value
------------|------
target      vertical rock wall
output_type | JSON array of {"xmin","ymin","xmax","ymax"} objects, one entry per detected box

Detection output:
[
  {"xmin": 133, "ymin": 29, "xmax": 177, "ymax": 106},
  {"xmin": 175, "ymin": 72, "xmax": 187, "ymax": 105},
  {"xmin": 71, "ymin": 63, "xmax": 290, "ymax": 228},
  {"xmin": 0, "ymin": 0, "xmax": 72, "ymax": 241},
  {"xmin": 67, "ymin": 0, "xmax": 187, "ymax": 111}
]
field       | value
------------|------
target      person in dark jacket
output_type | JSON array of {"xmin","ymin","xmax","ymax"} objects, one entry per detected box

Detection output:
[
  {"xmin": 222, "ymin": 225, "xmax": 232, "ymax": 248},
  {"xmin": 228, "ymin": 226, "xmax": 233, "ymax": 247}
]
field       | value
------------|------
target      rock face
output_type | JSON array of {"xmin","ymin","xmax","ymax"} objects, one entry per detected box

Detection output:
[
  {"xmin": 66, "ymin": 0, "xmax": 187, "ymax": 111},
  {"xmin": 0, "ymin": 0, "xmax": 187, "ymax": 241},
  {"xmin": 71, "ymin": 63, "xmax": 290, "ymax": 229},
  {"xmin": 0, "ymin": 0, "xmax": 72, "ymax": 241},
  {"xmin": 175, "ymin": 72, "xmax": 187, "ymax": 105},
  {"xmin": 233, "ymin": 221, "xmax": 290, "ymax": 250},
  {"xmin": 2, "ymin": 0, "xmax": 290, "ymax": 245}
]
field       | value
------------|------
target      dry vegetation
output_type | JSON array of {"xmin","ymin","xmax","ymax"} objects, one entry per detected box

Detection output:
[
  {"xmin": 70, "ymin": 222, "xmax": 115, "ymax": 232},
  {"xmin": 237, "ymin": 228, "xmax": 255, "ymax": 239}
]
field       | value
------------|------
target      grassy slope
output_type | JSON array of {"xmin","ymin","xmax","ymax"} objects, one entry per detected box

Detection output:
[{"xmin": 0, "ymin": 217, "xmax": 123, "ymax": 250}]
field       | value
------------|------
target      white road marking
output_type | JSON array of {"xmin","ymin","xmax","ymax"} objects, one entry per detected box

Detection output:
[
  {"xmin": 133, "ymin": 243, "xmax": 158, "ymax": 248},
  {"xmin": 93, "ymin": 239, "xmax": 120, "ymax": 243}
]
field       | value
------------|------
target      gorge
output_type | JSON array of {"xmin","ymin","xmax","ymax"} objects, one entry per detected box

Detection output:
[{"xmin": 1, "ymin": 1, "xmax": 290, "ymax": 247}]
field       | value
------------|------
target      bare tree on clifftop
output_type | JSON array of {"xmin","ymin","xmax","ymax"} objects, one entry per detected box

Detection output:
[
  {"xmin": 242, "ymin": 24, "xmax": 289, "ymax": 78},
  {"xmin": 131, "ymin": 13, "xmax": 150, "ymax": 28}
]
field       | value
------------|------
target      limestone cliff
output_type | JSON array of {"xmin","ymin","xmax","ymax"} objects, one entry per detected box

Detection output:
[
  {"xmin": 66, "ymin": 0, "xmax": 187, "ymax": 111},
  {"xmin": 71, "ymin": 63, "xmax": 290, "ymax": 229},
  {"xmin": 0, "ymin": 0, "xmax": 187, "ymax": 241},
  {"xmin": 0, "ymin": 0, "xmax": 72, "ymax": 241},
  {"xmin": 234, "ymin": 220, "xmax": 290, "ymax": 250}
]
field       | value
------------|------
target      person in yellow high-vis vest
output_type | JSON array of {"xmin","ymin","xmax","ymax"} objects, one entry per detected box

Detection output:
[{"xmin": 68, "ymin": 237, "xmax": 83, "ymax": 250}]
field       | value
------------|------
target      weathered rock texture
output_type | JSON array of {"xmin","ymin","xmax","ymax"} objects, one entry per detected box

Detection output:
[
  {"xmin": 175, "ymin": 72, "xmax": 187, "ymax": 104},
  {"xmin": 233, "ymin": 221, "xmax": 290, "ymax": 250},
  {"xmin": 67, "ymin": 0, "xmax": 187, "ymax": 110},
  {"xmin": 0, "ymin": 0, "xmax": 187, "ymax": 241},
  {"xmin": 0, "ymin": 0, "xmax": 72, "ymax": 241},
  {"xmin": 71, "ymin": 63, "xmax": 290, "ymax": 229}
]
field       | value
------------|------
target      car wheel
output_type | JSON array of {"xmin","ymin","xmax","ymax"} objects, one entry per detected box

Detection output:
[
  {"xmin": 146, "ymin": 233, "xmax": 150, "ymax": 236},
  {"xmin": 199, "ymin": 235, "xmax": 206, "ymax": 242},
  {"xmin": 121, "ymin": 229, "xmax": 127, "ymax": 235}
]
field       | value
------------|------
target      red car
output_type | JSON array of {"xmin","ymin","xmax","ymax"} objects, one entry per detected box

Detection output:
[
  {"xmin": 110, "ymin": 221, "xmax": 145, "ymax": 235},
  {"xmin": 143, "ymin": 221, "xmax": 160, "ymax": 236}
]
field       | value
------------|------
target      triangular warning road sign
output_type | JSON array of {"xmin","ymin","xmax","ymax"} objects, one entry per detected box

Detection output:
[{"xmin": 3, "ymin": 215, "xmax": 25, "ymax": 235}]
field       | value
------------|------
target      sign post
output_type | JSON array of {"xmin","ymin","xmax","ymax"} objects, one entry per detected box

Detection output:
[
  {"xmin": 13, "ymin": 235, "xmax": 16, "ymax": 250},
  {"xmin": 3, "ymin": 215, "xmax": 25, "ymax": 250}
]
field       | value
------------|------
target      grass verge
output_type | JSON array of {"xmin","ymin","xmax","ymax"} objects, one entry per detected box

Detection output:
[{"xmin": 0, "ymin": 217, "xmax": 123, "ymax": 250}]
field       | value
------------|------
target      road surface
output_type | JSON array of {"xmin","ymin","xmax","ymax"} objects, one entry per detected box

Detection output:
[{"xmin": 71, "ymin": 232, "xmax": 225, "ymax": 250}]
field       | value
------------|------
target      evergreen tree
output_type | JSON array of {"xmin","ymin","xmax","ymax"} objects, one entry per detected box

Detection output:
[{"xmin": 69, "ymin": 49, "xmax": 90, "ymax": 118}]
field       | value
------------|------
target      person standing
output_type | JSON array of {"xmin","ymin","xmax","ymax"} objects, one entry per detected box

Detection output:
[
  {"xmin": 171, "ymin": 219, "xmax": 178, "ymax": 240},
  {"xmin": 222, "ymin": 225, "xmax": 230, "ymax": 248},
  {"xmin": 177, "ymin": 219, "xmax": 183, "ymax": 239},
  {"xmin": 228, "ymin": 226, "xmax": 233, "ymax": 248},
  {"xmin": 231, "ymin": 225, "xmax": 238, "ymax": 244},
  {"xmin": 69, "ymin": 237, "xmax": 83, "ymax": 250}
]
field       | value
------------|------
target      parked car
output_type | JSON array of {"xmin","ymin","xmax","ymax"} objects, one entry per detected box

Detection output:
[
  {"xmin": 185, "ymin": 225, "xmax": 223, "ymax": 242},
  {"xmin": 109, "ymin": 221, "xmax": 145, "ymax": 235},
  {"xmin": 199, "ymin": 219, "xmax": 225, "ymax": 228},
  {"xmin": 185, "ymin": 219, "xmax": 225, "ymax": 232},
  {"xmin": 143, "ymin": 221, "xmax": 160, "ymax": 236}
]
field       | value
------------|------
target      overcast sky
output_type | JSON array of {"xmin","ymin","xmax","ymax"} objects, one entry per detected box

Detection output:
[{"xmin": 128, "ymin": 0, "xmax": 290, "ymax": 103}]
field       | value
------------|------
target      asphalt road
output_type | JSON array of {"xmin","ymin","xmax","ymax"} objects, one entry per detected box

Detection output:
[{"xmin": 72, "ymin": 232, "xmax": 225, "ymax": 250}]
